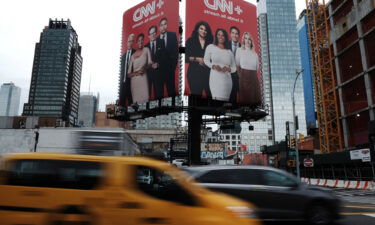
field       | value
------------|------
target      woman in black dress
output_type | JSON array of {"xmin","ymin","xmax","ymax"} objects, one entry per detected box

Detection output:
[{"xmin": 186, "ymin": 21, "xmax": 213, "ymax": 98}]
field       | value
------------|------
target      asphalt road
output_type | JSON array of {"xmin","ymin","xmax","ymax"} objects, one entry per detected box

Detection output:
[
  {"xmin": 335, "ymin": 188, "xmax": 375, "ymax": 225},
  {"xmin": 264, "ymin": 188, "xmax": 375, "ymax": 225}
]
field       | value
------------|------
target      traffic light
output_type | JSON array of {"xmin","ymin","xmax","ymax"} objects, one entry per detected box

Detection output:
[
  {"xmin": 290, "ymin": 136, "xmax": 295, "ymax": 149},
  {"xmin": 298, "ymin": 133, "xmax": 304, "ymax": 143},
  {"xmin": 287, "ymin": 160, "xmax": 296, "ymax": 167}
]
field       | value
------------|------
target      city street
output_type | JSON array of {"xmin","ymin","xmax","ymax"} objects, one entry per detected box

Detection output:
[
  {"xmin": 265, "ymin": 188, "xmax": 375, "ymax": 225},
  {"xmin": 335, "ymin": 188, "xmax": 375, "ymax": 225}
]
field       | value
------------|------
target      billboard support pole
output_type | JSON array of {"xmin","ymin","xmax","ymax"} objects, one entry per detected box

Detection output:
[{"xmin": 188, "ymin": 96, "xmax": 202, "ymax": 165}]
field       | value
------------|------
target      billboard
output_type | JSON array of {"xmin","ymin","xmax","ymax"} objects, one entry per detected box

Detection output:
[
  {"xmin": 119, "ymin": 0, "xmax": 179, "ymax": 106},
  {"xmin": 185, "ymin": 0, "xmax": 261, "ymax": 106}
]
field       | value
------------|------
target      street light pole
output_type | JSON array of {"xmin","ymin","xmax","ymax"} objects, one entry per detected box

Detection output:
[{"xmin": 293, "ymin": 68, "xmax": 304, "ymax": 179}]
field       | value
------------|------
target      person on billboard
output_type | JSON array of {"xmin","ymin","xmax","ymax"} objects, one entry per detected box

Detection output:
[
  {"xmin": 127, "ymin": 33, "xmax": 152, "ymax": 104},
  {"xmin": 227, "ymin": 26, "xmax": 241, "ymax": 103},
  {"xmin": 235, "ymin": 32, "xmax": 261, "ymax": 105},
  {"xmin": 145, "ymin": 25, "xmax": 165, "ymax": 100},
  {"xmin": 120, "ymin": 34, "xmax": 135, "ymax": 106},
  {"xmin": 204, "ymin": 28, "xmax": 236, "ymax": 101},
  {"xmin": 185, "ymin": 21, "xmax": 213, "ymax": 98},
  {"xmin": 158, "ymin": 17, "xmax": 178, "ymax": 98}
]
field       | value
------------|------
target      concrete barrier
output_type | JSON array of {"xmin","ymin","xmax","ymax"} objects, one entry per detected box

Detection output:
[{"xmin": 301, "ymin": 177, "xmax": 375, "ymax": 190}]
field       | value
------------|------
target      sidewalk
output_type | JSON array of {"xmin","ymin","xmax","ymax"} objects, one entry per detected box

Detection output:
[{"xmin": 301, "ymin": 177, "xmax": 375, "ymax": 190}]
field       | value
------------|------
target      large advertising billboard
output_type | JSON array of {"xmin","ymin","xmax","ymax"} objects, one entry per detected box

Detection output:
[
  {"xmin": 119, "ymin": 0, "xmax": 179, "ymax": 106},
  {"xmin": 185, "ymin": 0, "xmax": 261, "ymax": 106}
]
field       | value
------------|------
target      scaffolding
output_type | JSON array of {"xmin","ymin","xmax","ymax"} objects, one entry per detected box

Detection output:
[{"xmin": 305, "ymin": 0, "xmax": 343, "ymax": 153}]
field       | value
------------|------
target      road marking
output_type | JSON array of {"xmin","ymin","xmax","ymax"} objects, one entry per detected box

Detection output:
[
  {"xmin": 344, "ymin": 205, "xmax": 375, "ymax": 209},
  {"xmin": 364, "ymin": 214, "xmax": 375, "ymax": 217},
  {"xmin": 341, "ymin": 212, "xmax": 375, "ymax": 215}
]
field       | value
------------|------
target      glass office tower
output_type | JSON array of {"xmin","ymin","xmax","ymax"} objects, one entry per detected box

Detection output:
[
  {"xmin": 78, "ymin": 93, "xmax": 99, "ymax": 127},
  {"xmin": 23, "ymin": 19, "xmax": 82, "ymax": 126},
  {"xmin": 297, "ymin": 11, "xmax": 317, "ymax": 130},
  {"xmin": 0, "ymin": 82, "xmax": 21, "ymax": 116},
  {"xmin": 257, "ymin": 0, "xmax": 307, "ymax": 141}
]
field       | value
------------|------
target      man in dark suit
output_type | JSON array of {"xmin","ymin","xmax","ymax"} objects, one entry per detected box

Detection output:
[
  {"xmin": 158, "ymin": 17, "xmax": 178, "ymax": 98},
  {"xmin": 119, "ymin": 33, "xmax": 135, "ymax": 106},
  {"xmin": 146, "ymin": 25, "xmax": 165, "ymax": 100},
  {"xmin": 227, "ymin": 26, "xmax": 241, "ymax": 103}
]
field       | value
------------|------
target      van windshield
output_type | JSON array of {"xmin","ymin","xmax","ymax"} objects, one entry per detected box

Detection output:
[{"xmin": 6, "ymin": 159, "xmax": 103, "ymax": 190}]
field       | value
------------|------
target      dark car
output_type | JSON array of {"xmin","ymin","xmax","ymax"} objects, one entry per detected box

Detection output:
[{"xmin": 184, "ymin": 165, "xmax": 341, "ymax": 225}]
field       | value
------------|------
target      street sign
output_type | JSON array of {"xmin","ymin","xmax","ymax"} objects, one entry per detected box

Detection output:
[
  {"xmin": 350, "ymin": 148, "xmax": 371, "ymax": 162},
  {"xmin": 303, "ymin": 158, "xmax": 314, "ymax": 167}
]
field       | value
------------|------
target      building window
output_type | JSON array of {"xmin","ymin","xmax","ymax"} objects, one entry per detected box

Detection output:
[
  {"xmin": 342, "ymin": 77, "xmax": 368, "ymax": 114},
  {"xmin": 346, "ymin": 110, "xmax": 370, "ymax": 147},
  {"xmin": 338, "ymin": 43, "xmax": 363, "ymax": 82},
  {"xmin": 364, "ymin": 31, "xmax": 375, "ymax": 68}
]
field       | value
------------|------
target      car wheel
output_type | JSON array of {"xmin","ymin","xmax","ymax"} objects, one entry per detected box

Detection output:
[{"xmin": 306, "ymin": 203, "xmax": 333, "ymax": 225}]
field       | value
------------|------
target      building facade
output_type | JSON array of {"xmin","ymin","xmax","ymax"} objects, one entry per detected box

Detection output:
[
  {"xmin": 78, "ymin": 93, "xmax": 99, "ymax": 127},
  {"xmin": 297, "ymin": 11, "xmax": 317, "ymax": 130},
  {"xmin": 135, "ymin": 113, "xmax": 182, "ymax": 130},
  {"xmin": 95, "ymin": 112, "xmax": 131, "ymax": 129},
  {"xmin": 0, "ymin": 82, "xmax": 21, "ymax": 116},
  {"xmin": 22, "ymin": 19, "xmax": 83, "ymax": 127},
  {"xmin": 257, "ymin": 0, "xmax": 307, "ymax": 142},
  {"xmin": 327, "ymin": 0, "xmax": 374, "ymax": 148}
]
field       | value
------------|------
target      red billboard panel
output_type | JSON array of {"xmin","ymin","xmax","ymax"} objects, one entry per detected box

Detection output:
[
  {"xmin": 119, "ymin": 0, "xmax": 179, "ymax": 106},
  {"xmin": 185, "ymin": 0, "xmax": 261, "ymax": 106}
]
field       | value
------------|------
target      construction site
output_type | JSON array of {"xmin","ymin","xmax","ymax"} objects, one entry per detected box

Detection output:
[{"xmin": 263, "ymin": 0, "xmax": 374, "ymax": 180}]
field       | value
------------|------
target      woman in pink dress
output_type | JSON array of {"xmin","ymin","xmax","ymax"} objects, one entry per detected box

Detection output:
[{"xmin": 128, "ymin": 33, "xmax": 152, "ymax": 104}]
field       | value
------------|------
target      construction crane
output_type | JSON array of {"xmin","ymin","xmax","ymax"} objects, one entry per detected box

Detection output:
[{"xmin": 305, "ymin": 0, "xmax": 343, "ymax": 153}]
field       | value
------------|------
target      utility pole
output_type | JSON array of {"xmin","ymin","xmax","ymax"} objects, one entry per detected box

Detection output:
[{"xmin": 293, "ymin": 69, "xmax": 304, "ymax": 179}]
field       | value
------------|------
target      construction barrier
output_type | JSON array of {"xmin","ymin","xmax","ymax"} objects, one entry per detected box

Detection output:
[{"xmin": 301, "ymin": 177, "xmax": 375, "ymax": 190}]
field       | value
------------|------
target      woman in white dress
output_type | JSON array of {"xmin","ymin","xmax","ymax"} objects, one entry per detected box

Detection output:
[
  {"xmin": 204, "ymin": 28, "xmax": 236, "ymax": 101},
  {"xmin": 235, "ymin": 32, "xmax": 261, "ymax": 105},
  {"xmin": 128, "ymin": 33, "xmax": 152, "ymax": 104}
]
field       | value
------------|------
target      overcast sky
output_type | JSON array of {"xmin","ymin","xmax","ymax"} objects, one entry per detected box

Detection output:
[{"xmin": 0, "ymin": 0, "xmax": 306, "ymax": 114}]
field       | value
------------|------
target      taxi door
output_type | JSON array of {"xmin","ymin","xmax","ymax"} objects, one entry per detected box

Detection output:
[{"xmin": 107, "ymin": 163, "xmax": 223, "ymax": 225}]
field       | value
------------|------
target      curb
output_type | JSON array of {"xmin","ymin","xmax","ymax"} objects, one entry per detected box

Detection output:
[{"xmin": 301, "ymin": 177, "xmax": 375, "ymax": 190}]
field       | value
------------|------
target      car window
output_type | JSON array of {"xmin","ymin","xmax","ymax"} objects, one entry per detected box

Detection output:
[
  {"xmin": 261, "ymin": 170, "xmax": 297, "ymax": 187},
  {"xmin": 134, "ymin": 166, "xmax": 197, "ymax": 206},
  {"xmin": 6, "ymin": 159, "xmax": 103, "ymax": 190},
  {"xmin": 196, "ymin": 169, "xmax": 260, "ymax": 185}
]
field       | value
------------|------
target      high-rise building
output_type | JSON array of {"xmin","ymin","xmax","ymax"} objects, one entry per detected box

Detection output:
[
  {"xmin": 297, "ymin": 10, "xmax": 317, "ymax": 130},
  {"xmin": 257, "ymin": 0, "xmax": 307, "ymax": 142},
  {"xmin": 0, "ymin": 82, "xmax": 21, "ymax": 116},
  {"xmin": 78, "ymin": 93, "xmax": 99, "ymax": 127},
  {"xmin": 326, "ymin": 0, "xmax": 374, "ymax": 148},
  {"xmin": 22, "ymin": 19, "xmax": 83, "ymax": 127}
]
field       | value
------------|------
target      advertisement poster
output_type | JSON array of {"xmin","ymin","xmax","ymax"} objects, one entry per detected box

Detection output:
[
  {"xmin": 185, "ymin": 0, "xmax": 260, "ymax": 105},
  {"xmin": 119, "ymin": 0, "xmax": 179, "ymax": 106}
]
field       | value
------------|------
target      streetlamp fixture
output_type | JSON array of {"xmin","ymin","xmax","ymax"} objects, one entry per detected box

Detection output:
[{"xmin": 293, "ymin": 68, "xmax": 304, "ymax": 179}]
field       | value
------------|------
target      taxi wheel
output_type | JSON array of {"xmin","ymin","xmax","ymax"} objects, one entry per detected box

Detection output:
[
  {"xmin": 306, "ymin": 203, "xmax": 333, "ymax": 225},
  {"xmin": 48, "ymin": 205, "xmax": 95, "ymax": 225}
]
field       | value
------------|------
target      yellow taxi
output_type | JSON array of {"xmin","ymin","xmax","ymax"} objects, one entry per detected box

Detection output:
[{"xmin": 0, "ymin": 153, "xmax": 261, "ymax": 225}]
